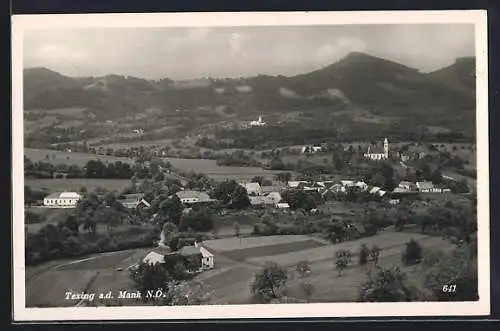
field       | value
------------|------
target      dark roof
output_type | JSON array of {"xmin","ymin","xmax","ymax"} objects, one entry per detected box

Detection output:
[
  {"xmin": 152, "ymin": 246, "xmax": 172, "ymax": 255},
  {"xmin": 261, "ymin": 185, "xmax": 283, "ymax": 193},
  {"xmin": 366, "ymin": 144, "xmax": 385, "ymax": 154},
  {"xmin": 179, "ymin": 246, "xmax": 201, "ymax": 256}
]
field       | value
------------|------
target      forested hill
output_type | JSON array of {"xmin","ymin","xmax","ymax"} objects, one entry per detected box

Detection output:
[{"xmin": 23, "ymin": 52, "xmax": 476, "ymax": 132}]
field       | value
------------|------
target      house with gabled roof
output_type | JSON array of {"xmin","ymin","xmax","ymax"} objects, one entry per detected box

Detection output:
[
  {"xmin": 398, "ymin": 181, "xmax": 417, "ymax": 191},
  {"xmin": 118, "ymin": 193, "xmax": 151, "ymax": 209},
  {"xmin": 175, "ymin": 190, "xmax": 214, "ymax": 204},
  {"xmin": 43, "ymin": 191, "xmax": 82, "ymax": 208},
  {"xmin": 416, "ymin": 181, "xmax": 435, "ymax": 192},
  {"xmin": 340, "ymin": 180, "xmax": 354, "ymax": 187},
  {"xmin": 178, "ymin": 242, "xmax": 214, "ymax": 270}
]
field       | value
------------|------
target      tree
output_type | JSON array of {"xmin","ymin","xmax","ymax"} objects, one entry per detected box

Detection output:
[
  {"xmin": 300, "ymin": 282, "xmax": 314, "ymax": 302},
  {"xmin": 275, "ymin": 172, "xmax": 292, "ymax": 184},
  {"xmin": 402, "ymin": 239, "xmax": 423, "ymax": 266},
  {"xmin": 82, "ymin": 216, "xmax": 97, "ymax": 235},
  {"xmin": 24, "ymin": 186, "xmax": 32, "ymax": 206},
  {"xmin": 296, "ymin": 260, "xmax": 311, "ymax": 278},
  {"xmin": 212, "ymin": 180, "xmax": 239, "ymax": 203},
  {"xmin": 358, "ymin": 266, "xmax": 421, "ymax": 302},
  {"xmin": 159, "ymin": 195, "xmax": 183, "ymax": 226},
  {"xmin": 104, "ymin": 192, "xmax": 117, "ymax": 207},
  {"xmin": 163, "ymin": 222, "xmax": 178, "ymax": 238},
  {"xmin": 130, "ymin": 262, "xmax": 168, "ymax": 303},
  {"xmin": 424, "ymin": 246, "xmax": 478, "ymax": 301},
  {"xmin": 251, "ymin": 176, "xmax": 265, "ymax": 186},
  {"xmin": 370, "ymin": 245, "xmax": 380, "ymax": 266},
  {"xmin": 233, "ymin": 222, "xmax": 241, "ymax": 241},
  {"xmin": 451, "ymin": 178, "xmax": 469, "ymax": 194},
  {"xmin": 162, "ymin": 279, "xmax": 214, "ymax": 306},
  {"xmin": 422, "ymin": 248, "xmax": 446, "ymax": 269},
  {"xmin": 230, "ymin": 185, "xmax": 251, "ymax": 209},
  {"xmin": 64, "ymin": 215, "xmax": 79, "ymax": 236},
  {"xmin": 359, "ymin": 244, "xmax": 370, "ymax": 267},
  {"xmin": 172, "ymin": 262, "xmax": 189, "ymax": 280},
  {"xmin": 335, "ymin": 249, "xmax": 352, "ymax": 276},
  {"xmin": 431, "ymin": 169, "xmax": 443, "ymax": 185},
  {"xmin": 251, "ymin": 262, "xmax": 288, "ymax": 303},
  {"xmin": 284, "ymin": 190, "xmax": 317, "ymax": 211}
]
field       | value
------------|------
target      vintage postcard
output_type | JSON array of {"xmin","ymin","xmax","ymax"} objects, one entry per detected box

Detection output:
[{"xmin": 11, "ymin": 10, "xmax": 489, "ymax": 321}]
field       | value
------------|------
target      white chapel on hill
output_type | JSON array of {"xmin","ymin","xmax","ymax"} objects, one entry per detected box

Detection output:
[{"xmin": 364, "ymin": 138, "xmax": 389, "ymax": 161}]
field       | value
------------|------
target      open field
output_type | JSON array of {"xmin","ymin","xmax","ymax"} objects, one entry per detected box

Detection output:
[
  {"xmin": 25, "ymin": 148, "xmax": 135, "ymax": 166},
  {"xmin": 245, "ymin": 232, "xmax": 430, "ymax": 267},
  {"xmin": 284, "ymin": 236, "xmax": 455, "ymax": 302},
  {"xmin": 220, "ymin": 240, "xmax": 325, "ymax": 262},
  {"xmin": 25, "ymin": 178, "xmax": 131, "ymax": 193},
  {"xmin": 24, "ymin": 116, "xmax": 59, "ymax": 134},
  {"xmin": 25, "ymin": 148, "xmax": 285, "ymax": 181},
  {"xmin": 199, "ymin": 231, "xmax": 450, "ymax": 304},
  {"xmin": 26, "ymin": 269, "xmax": 98, "ymax": 307},
  {"xmin": 44, "ymin": 107, "xmax": 88, "ymax": 119},
  {"xmin": 203, "ymin": 235, "xmax": 326, "ymax": 252},
  {"xmin": 25, "ymin": 248, "xmax": 151, "ymax": 307},
  {"xmin": 162, "ymin": 156, "xmax": 289, "ymax": 179},
  {"xmin": 25, "ymin": 229, "xmax": 457, "ymax": 307}
]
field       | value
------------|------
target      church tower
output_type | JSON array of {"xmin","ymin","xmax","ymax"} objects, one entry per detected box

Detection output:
[{"xmin": 383, "ymin": 138, "xmax": 389, "ymax": 159}]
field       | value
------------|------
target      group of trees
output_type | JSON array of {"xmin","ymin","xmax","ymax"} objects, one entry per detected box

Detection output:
[
  {"xmin": 24, "ymin": 156, "xmax": 134, "ymax": 179},
  {"xmin": 214, "ymin": 150, "xmax": 261, "ymax": 167},
  {"xmin": 25, "ymin": 193, "xmax": 158, "ymax": 265},
  {"xmin": 248, "ymin": 236, "xmax": 477, "ymax": 304},
  {"xmin": 128, "ymin": 257, "xmax": 214, "ymax": 305},
  {"xmin": 210, "ymin": 180, "xmax": 251, "ymax": 209}
]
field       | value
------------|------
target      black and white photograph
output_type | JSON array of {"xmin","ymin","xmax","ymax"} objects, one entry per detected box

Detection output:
[{"xmin": 12, "ymin": 10, "xmax": 490, "ymax": 321}]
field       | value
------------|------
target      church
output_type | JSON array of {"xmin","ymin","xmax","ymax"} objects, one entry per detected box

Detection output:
[{"xmin": 364, "ymin": 138, "xmax": 389, "ymax": 160}]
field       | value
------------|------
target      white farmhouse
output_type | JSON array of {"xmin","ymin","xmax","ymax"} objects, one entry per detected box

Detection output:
[
  {"xmin": 43, "ymin": 192, "xmax": 82, "ymax": 208},
  {"xmin": 175, "ymin": 190, "xmax": 212, "ymax": 204},
  {"xmin": 179, "ymin": 242, "xmax": 215, "ymax": 270},
  {"xmin": 198, "ymin": 244, "xmax": 215, "ymax": 270}
]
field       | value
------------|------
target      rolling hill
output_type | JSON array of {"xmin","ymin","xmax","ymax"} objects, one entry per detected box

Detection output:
[
  {"xmin": 427, "ymin": 56, "xmax": 475, "ymax": 92},
  {"xmin": 23, "ymin": 52, "xmax": 476, "ymax": 131}
]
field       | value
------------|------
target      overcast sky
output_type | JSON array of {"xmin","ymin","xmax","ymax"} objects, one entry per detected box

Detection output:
[{"xmin": 23, "ymin": 24, "xmax": 475, "ymax": 80}]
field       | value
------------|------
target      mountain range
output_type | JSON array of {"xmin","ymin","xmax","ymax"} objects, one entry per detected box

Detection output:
[{"xmin": 23, "ymin": 52, "xmax": 476, "ymax": 131}]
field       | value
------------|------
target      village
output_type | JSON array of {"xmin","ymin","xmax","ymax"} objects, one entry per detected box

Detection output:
[
  {"xmin": 20, "ymin": 27, "xmax": 479, "ymax": 307},
  {"xmin": 24, "ymin": 134, "xmax": 474, "ymax": 307}
]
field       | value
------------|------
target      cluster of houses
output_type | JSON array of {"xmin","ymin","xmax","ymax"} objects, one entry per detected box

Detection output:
[{"xmin": 39, "ymin": 176, "xmax": 450, "ymax": 210}]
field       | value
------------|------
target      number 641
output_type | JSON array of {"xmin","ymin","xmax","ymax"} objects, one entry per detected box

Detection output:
[{"xmin": 442, "ymin": 285, "xmax": 457, "ymax": 292}]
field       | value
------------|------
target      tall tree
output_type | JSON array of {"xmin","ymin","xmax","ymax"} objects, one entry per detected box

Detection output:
[
  {"xmin": 251, "ymin": 262, "xmax": 288, "ymax": 303},
  {"xmin": 358, "ymin": 267, "xmax": 421, "ymax": 302}
]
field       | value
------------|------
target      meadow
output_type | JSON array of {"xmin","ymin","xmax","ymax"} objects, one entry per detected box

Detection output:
[
  {"xmin": 25, "ymin": 148, "xmax": 135, "ymax": 166},
  {"xmin": 199, "ymin": 231, "xmax": 451, "ymax": 304},
  {"xmin": 161, "ymin": 156, "xmax": 288, "ymax": 180},
  {"xmin": 25, "ymin": 148, "xmax": 285, "ymax": 181},
  {"xmin": 25, "ymin": 248, "xmax": 151, "ymax": 307},
  {"xmin": 24, "ymin": 230, "xmax": 456, "ymax": 307}
]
